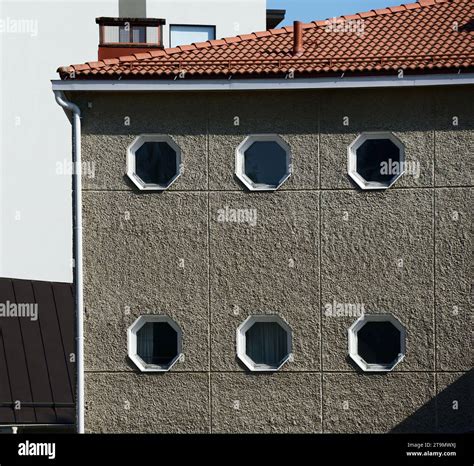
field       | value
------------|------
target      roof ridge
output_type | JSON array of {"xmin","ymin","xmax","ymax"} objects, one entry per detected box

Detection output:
[
  {"xmin": 315, "ymin": 0, "xmax": 457, "ymax": 24},
  {"xmin": 58, "ymin": 0, "xmax": 465, "ymax": 75}
]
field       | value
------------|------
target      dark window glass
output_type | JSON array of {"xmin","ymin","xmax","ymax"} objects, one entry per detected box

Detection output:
[
  {"xmin": 246, "ymin": 322, "xmax": 288, "ymax": 366},
  {"xmin": 244, "ymin": 141, "xmax": 288, "ymax": 186},
  {"xmin": 135, "ymin": 142, "xmax": 178, "ymax": 186},
  {"xmin": 119, "ymin": 26, "xmax": 129, "ymax": 42},
  {"xmin": 132, "ymin": 26, "xmax": 146, "ymax": 43},
  {"xmin": 118, "ymin": 26, "xmax": 146, "ymax": 43},
  {"xmin": 357, "ymin": 321, "xmax": 401, "ymax": 365},
  {"xmin": 137, "ymin": 322, "xmax": 178, "ymax": 366},
  {"xmin": 356, "ymin": 139, "xmax": 400, "ymax": 184}
]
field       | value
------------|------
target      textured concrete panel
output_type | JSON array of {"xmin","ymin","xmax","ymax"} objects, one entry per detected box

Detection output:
[
  {"xmin": 436, "ymin": 371, "xmax": 473, "ymax": 433},
  {"xmin": 435, "ymin": 188, "xmax": 473, "ymax": 370},
  {"xmin": 321, "ymin": 189, "xmax": 434, "ymax": 371},
  {"xmin": 77, "ymin": 92, "xmax": 209, "ymax": 191},
  {"xmin": 208, "ymin": 91, "xmax": 319, "ymax": 190},
  {"xmin": 85, "ymin": 372, "xmax": 210, "ymax": 433},
  {"xmin": 320, "ymin": 88, "xmax": 435, "ymax": 189},
  {"xmin": 77, "ymin": 86, "xmax": 473, "ymax": 434},
  {"xmin": 209, "ymin": 192, "xmax": 320, "ymax": 371},
  {"xmin": 83, "ymin": 191, "xmax": 209, "ymax": 372},
  {"xmin": 323, "ymin": 373, "xmax": 436, "ymax": 433},
  {"xmin": 211, "ymin": 372, "xmax": 321, "ymax": 433},
  {"xmin": 435, "ymin": 87, "xmax": 474, "ymax": 187}
]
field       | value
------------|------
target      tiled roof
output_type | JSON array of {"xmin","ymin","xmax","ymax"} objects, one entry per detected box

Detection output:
[
  {"xmin": 0, "ymin": 278, "xmax": 75, "ymax": 425},
  {"xmin": 58, "ymin": 0, "xmax": 473, "ymax": 80}
]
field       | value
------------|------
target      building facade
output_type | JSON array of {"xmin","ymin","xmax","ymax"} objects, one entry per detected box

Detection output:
[
  {"xmin": 54, "ymin": 0, "xmax": 473, "ymax": 433},
  {"xmin": 72, "ymin": 87, "xmax": 472, "ymax": 433}
]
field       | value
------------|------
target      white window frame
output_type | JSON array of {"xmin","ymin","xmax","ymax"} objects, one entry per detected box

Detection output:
[
  {"xmin": 236, "ymin": 314, "xmax": 292, "ymax": 372},
  {"xmin": 348, "ymin": 313, "xmax": 406, "ymax": 372},
  {"xmin": 235, "ymin": 134, "xmax": 292, "ymax": 191},
  {"xmin": 127, "ymin": 315, "xmax": 182, "ymax": 372},
  {"xmin": 347, "ymin": 132, "xmax": 405, "ymax": 190},
  {"xmin": 126, "ymin": 134, "xmax": 182, "ymax": 191}
]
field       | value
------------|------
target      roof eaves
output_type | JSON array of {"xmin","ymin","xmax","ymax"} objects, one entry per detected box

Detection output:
[{"xmin": 58, "ymin": 0, "xmax": 464, "ymax": 78}]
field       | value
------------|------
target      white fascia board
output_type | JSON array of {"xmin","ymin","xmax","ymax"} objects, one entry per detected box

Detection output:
[{"xmin": 51, "ymin": 73, "xmax": 474, "ymax": 92}]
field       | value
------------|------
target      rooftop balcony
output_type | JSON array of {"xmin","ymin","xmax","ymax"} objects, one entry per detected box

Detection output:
[{"xmin": 96, "ymin": 17, "xmax": 166, "ymax": 60}]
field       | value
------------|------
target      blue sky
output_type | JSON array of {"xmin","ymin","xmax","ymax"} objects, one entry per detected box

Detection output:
[{"xmin": 267, "ymin": 0, "xmax": 406, "ymax": 25}]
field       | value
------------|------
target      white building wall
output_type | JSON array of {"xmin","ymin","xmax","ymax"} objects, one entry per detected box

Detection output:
[
  {"xmin": 119, "ymin": 0, "xmax": 266, "ymax": 47},
  {"xmin": 0, "ymin": 0, "xmax": 118, "ymax": 283},
  {"xmin": 147, "ymin": 0, "xmax": 266, "ymax": 47}
]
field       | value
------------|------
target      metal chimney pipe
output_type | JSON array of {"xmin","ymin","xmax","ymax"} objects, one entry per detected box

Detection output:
[{"xmin": 293, "ymin": 21, "xmax": 304, "ymax": 56}]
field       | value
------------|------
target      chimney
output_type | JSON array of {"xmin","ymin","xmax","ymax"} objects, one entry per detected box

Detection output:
[
  {"xmin": 96, "ymin": 17, "xmax": 166, "ymax": 60},
  {"xmin": 293, "ymin": 21, "xmax": 304, "ymax": 56}
]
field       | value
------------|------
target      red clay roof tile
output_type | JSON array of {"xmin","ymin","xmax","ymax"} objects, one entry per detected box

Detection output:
[
  {"xmin": 405, "ymin": 2, "xmax": 422, "ymax": 8},
  {"xmin": 102, "ymin": 58, "xmax": 119, "ymax": 65},
  {"xmin": 149, "ymin": 50, "xmax": 166, "ymax": 57},
  {"xmin": 177, "ymin": 44, "xmax": 195, "ymax": 51},
  {"xmin": 194, "ymin": 41, "xmax": 211, "ymax": 48},
  {"xmin": 73, "ymin": 64, "xmax": 90, "ymax": 71},
  {"xmin": 118, "ymin": 55, "xmax": 136, "ymax": 62},
  {"xmin": 389, "ymin": 5, "xmax": 409, "ymax": 11},
  {"xmin": 344, "ymin": 14, "xmax": 361, "ymax": 20},
  {"xmin": 238, "ymin": 33, "xmax": 256, "ymax": 40},
  {"xmin": 86, "ymin": 61, "xmax": 103, "ymax": 69},
  {"xmin": 133, "ymin": 52, "xmax": 152, "ymax": 60},
  {"xmin": 208, "ymin": 39, "xmax": 226, "ymax": 46},
  {"xmin": 224, "ymin": 36, "xmax": 240, "ymax": 43},
  {"xmin": 59, "ymin": 0, "xmax": 473, "ymax": 80},
  {"xmin": 359, "ymin": 11, "xmax": 377, "ymax": 18}
]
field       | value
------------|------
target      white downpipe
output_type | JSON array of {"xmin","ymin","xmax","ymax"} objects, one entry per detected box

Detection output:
[{"xmin": 53, "ymin": 90, "xmax": 84, "ymax": 434}]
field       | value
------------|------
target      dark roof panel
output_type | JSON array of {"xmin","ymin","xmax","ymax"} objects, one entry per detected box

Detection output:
[{"xmin": 0, "ymin": 278, "xmax": 75, "ymax": 425}]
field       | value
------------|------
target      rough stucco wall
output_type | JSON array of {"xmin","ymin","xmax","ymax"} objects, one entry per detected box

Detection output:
[
  {"xmin": 77, "ymin": 87, "xmax": 473, "ymax": 433},
  {"xmin": 82, "ymin": 192, "xmax": 209, "ymax": 373},
  {"xmin": 434, "ymin": 87, "xmax": 474, "ymax": 187},
  {"xmin": 435, "ymin": 188, "xmax": 472, "ymax": 372},
  {"xmin": 324, "ymin": 373, "xmax": 437, "ymax": 433},
  {"xmin": 85, "ymin": 372, "xmax": 210, "ymax": 433},
  {"xmin": 321, "ymin": 189, "xmax": 435, "ymax": 372},
  {"xmin": 320, "ymin": 88, "xmax": 435, "ymax": 189},
  {"xmin": 211, "ymin": 373, "xmax": 321, "ymax": 433},
  {"xmin": 209, "ymin": 192, "xmax": 320, "ymax": 373}
]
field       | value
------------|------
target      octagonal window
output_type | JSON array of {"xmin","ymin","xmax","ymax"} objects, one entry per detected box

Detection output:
[
  {"xmin": 128, "ymin": 316, "xmax": 182, "ymax": 372},
  {"xmin": 348, "ymin": 314, "xmax": 406, "ymax": 372},
  {"xmin": 237, "ymin": 315, "xmax": 292, "ymax": 371},
  {"xmin": 348, "ymin": 132, "xmax": 405, "ymax": 190},
  {"xmin": 127, "ymin": 135, "xmax": 182, "ymax": 190},
  {"xmin": 236, "ymin": 135, "xmax": 291, "ymax": 191}
]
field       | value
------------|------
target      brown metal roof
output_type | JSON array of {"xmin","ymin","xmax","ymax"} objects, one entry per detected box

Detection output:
[{"xmin": 0, "ymin": 278, "xmax": 75, "ymax": 425}]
